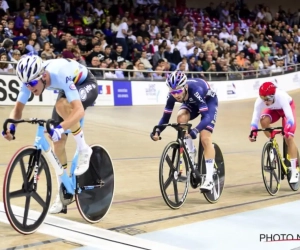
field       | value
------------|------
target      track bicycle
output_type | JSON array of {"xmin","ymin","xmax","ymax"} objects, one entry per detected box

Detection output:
[
  {"xmin": 2, "ymin": 118, "xmax": 115, "ymax": 235},
  {"xmin": 250, "ymin": 127, "xmax": 300, "ymax": 196},
  {"xmin": 152, "ymin": 123, "xmax": 225, "ymax": 209}
]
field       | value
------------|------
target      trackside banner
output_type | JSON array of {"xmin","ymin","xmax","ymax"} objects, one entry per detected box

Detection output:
[{"xmin": 0, "ymin": 72, "xmax": 300, "ymax": 106}]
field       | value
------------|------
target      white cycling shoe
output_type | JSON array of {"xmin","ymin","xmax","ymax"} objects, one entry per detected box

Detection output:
[
  {"xmin": 289, "ymin": 168, "xmax": 299, "ymax": 184},
  {"xmin": 49, "ymin": 194, "xmax": 63, "ymax": 214},
  {"xmin": 74, "ymin": 146, "xmax": 93, "ymax": 176},
  {"xmin": 200, "ymin": 179, "xmax": 214, "ymax": 191}
]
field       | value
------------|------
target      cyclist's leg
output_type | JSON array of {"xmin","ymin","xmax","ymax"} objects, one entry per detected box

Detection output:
[
  {"xmin": 177, "ymin": 104, "xmax": 197, "ymax": 158},
  {"xmin": 51, "ymin": 102, "xmax": 68, "ymax": 170},
  {"xmin": 260, "ymin": 109, "xmax": 280, "ymax": 138},
  {"xmin": 199, "ymin": 95, "xmax": 218, "ymax": 190},
  {"xmin": 282, "ymin": 101, "xmax": 298, "ymax": 182},
  {"xmin": 71, "ymin": 72, "xmax": 98, "ymax": 175},
  {"xmin": 49, "ymin": 92, "xmax": 69, "ymax": 214}
]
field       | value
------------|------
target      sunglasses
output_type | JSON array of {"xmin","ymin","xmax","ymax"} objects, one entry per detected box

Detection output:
[
  {"xmin": 260, "ymin": 95, "xmax": 274, "ymax": 101},
  {"xmin": 169, "ymin": 88, "xmax": 184, "ymax": 95},
  {"xmin": 24, "ymin": 75, "xmax": 42, "ymax": 87}
]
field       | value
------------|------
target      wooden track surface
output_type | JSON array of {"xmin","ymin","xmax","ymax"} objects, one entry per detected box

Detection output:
[{"xmin": 0, "ymin": 91, "xmax": 299, "ymax": 249}]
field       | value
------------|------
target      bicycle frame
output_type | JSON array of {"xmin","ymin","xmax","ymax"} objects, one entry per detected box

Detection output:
[
  {"xmin": 268, "ymin": 130, "xmax": 288, "ymax": 174},
  {"xmin": 153, "ymin": 123, "xmax": 201, "ymax": 181},
  {"xmin": 33, "ymin": 117, "xmax": 85, "ymax": 195}
]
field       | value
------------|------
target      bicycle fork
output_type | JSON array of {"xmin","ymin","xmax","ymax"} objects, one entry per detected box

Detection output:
[{"xmin": 25, "ymin": 149, "xmax": 42, "ymax": 192}]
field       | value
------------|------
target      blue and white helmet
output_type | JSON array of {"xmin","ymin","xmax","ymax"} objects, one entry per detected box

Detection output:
[
  {"xmin": 166, "ymin": 71, "xmax": 187, "ymax": 89},
  {"xmin": 16, "ymin": 54, "xmax": 43, "ymax": 83}
]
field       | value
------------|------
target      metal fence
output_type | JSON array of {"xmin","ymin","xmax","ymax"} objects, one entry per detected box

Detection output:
[{"xmin": 3, "ymin": 60, "xmax": 300, "ymax": 81}]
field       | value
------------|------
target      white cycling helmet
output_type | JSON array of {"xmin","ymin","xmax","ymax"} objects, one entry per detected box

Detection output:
[
  {"xmin": 16, "ymin": 54, "xmax": 43, "ymax": 83},
  {"xmin": 166, "ymin": 71, "xmax": 187, "ymax": 89}
]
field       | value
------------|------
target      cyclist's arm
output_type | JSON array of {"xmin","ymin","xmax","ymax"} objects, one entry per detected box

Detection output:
[
  {"xmin": 9, "ymin": 84, "xmax": 30, "ymax": 124},
  {"xmin": 250, "ymin": 98, "xmax": 264, "ymax": 128},
  {"xmin": 60, "ymin": 82, "xmax": 84, "ymax": 130},
  {"xmin": 157, "ymin": 95, "xmax": 175, "ymax": 132},
  {"xmin": 280, "ymin": 97, "xmax": 295, "ymax": 125}
]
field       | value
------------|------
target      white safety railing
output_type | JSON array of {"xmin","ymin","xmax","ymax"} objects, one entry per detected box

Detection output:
[{"xmin": 3, "ymin": 60, "xmax": 300, "ymax": 81}]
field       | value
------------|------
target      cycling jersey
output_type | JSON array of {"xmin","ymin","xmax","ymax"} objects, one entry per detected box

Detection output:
[
  {"xmin": 158, "ymin": 78, "xmax": 218, "ymax": 133},
  {"xmin": 17, "ymin": 58, "xmax": 88, "ymax": 105},
  {"xmin": 251, "ymin": 88, "xmax": 294, "ymax": 127}
]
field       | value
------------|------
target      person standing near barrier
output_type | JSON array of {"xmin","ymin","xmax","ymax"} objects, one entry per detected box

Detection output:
[
  {"xmin": 2, "ymin": 54, "xmax": 98, "ymax": 213},
  {"xmin": 249, "ymin": 81, "xmax": 299, "ymax": 183},
  {"xmin": 116, "ymin": 17, "xmax": 130, "ymax": 60},
  {"xmin": 150, "ymin": 71, "xmax": 218, "ymax": 191}
]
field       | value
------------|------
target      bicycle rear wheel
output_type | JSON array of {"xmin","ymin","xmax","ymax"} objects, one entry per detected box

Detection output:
[
  {"xmin": 75, "ymin": 144, "xmax": 114, "ymax": 223},
  {"xmin": 159, "ymin": 141, "xmax": 189, "ymax": 209},
  {"xmin": 261, "ymin": 142, "xmax": 281, "ymax": 196},
  {"xmin": 283, "ymin": 141, "xmax": 300, "ymax": 191},
  {"xmin": 3, "ymin": 146, "xmax": 52, "ymax": 234},
  {"xmin": 200, "ymin": 143, "xmax": 225, "ymax": 203}
]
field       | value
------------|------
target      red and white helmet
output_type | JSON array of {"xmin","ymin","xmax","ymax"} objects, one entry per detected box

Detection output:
[{"xmin": 259, "ymin": 82, "xmax": 276, "ymax": 100}]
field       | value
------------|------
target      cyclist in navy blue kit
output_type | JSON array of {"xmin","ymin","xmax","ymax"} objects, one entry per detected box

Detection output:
[{"xmin": 150, "ymin": 71, "xmax": 218, "ymax": 191}]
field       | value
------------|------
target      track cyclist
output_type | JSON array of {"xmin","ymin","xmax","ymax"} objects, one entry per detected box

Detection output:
[
  {"xmin": 150, "ymin": 71, "xmax": 218, "ymax": 191},
  {"xmin": 249, "ymin": 81, "xmax": 299, "ymax": 183},
  {"xmin": 2, "ymin": 54, "xmax": 98, "ymax": 213}
]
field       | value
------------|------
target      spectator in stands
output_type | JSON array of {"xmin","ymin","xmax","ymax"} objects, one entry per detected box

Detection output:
[
  {"xmin": 37, "ymin": 28, "xmax": 49, "ymax": 48},
  {"xmin": 132, "ymin": 36, "xmax": 144, "ymax": 59},
  {"xmin": 135, "ymin": 62, "xmax": 146, "ymax": 79},
  {"xmin": 116, "ymin": 17, "xmax": 129, "ymax": 59},
  {"xmin": 2, "ymin": 0, "xmax": 299, "ymax": 80},
  {"xmin": 140, "ymin": 50, "xmax": 152, "ymax": 70},
  {"xmin": 88, "ymin": 56, "xmax": 102, "ymax": 76},
  {"xmin": 115, "ymin": 61, "xmax": 127, "ymax": 78},
  {"xmin": 110, "ymin": 44, "xmax": 125, "ymax": 63},
  {"xmin": 10, "ymin": 49, "xmax": 21, "ymax": 68},
  {"xmin": 48, "ymin": 27, "xmax": 60, "ymax": 52},
  {"xmin": 104, "ymin": 63, "xmax": 117, "ymax": 78},
  {"xmin": 259, "ymin": 40, "xmax": 271, "ymax": 58},
  {"xmin": 41, "ymin": 42, "xmax": 56, "ymax": 60},
  {"xmin": 152, "ymin": 65, "xmax": 164, "ymax": 79},
  {"xmin": 0, "ymin": 52, "xmax": 13, "ymax": 73},
  {"xmin": 152, "ymin": 44, "xmax": 165, "ymax": 67},
  {"xmin": 37, "ymin": 5, "xmax": 49, "ymax": 27},
  {"xmin": 270, "ymin": 57, "xmax": 284, "ymax": 73},
  {"xmin": 17, "ymin": 39, "xmax": 30, "ymax": 55}
]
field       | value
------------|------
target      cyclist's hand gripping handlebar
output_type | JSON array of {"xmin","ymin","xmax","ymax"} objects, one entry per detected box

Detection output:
[
  {"xmin": 151, "ymin": 125, "xmax": 162, "ymax": 140},
  {"xmin": 2, "ymin": 118, "xmax": 22, "ymax": 140}
]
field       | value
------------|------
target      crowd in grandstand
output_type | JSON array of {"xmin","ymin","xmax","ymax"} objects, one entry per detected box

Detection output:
[{"xmin": 0, "ymin": 0, "xmax": 300, "ymax": 80}]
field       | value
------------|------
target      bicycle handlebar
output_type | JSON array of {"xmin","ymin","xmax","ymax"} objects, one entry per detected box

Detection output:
[
  {"xmin": 152, "ymin": 123, "xmax": 193, "ymax": 140},
  {"xmin": 250, "ymin": 126, "xmax": 284, "ymax": 140},
  {"xmin": 3, "ymin": 118, "xmax": 58, "ymax": 140}
]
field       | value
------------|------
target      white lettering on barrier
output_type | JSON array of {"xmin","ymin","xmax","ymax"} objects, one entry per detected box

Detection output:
[
  {"xmin": 0, "ymin": 75, "xmax": 53, "ymax": 105},
  {"xmin": 117, "ymin": 88, "xmax": 129, "ymax": 98}
]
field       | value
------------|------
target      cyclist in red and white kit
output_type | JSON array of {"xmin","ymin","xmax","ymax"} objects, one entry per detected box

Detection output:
[{"xmin": 249, "ymin": 81, "xmax": 299, "ymax": 183}]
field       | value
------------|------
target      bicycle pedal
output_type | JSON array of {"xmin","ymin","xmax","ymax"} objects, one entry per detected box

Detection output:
[
  {"xmin": 178, "ymin": 176, "xmax": 187, "ymax": 182},
  {"xmin": 59, "ymin": 184, "xmax": 74, "ymax": 206}
]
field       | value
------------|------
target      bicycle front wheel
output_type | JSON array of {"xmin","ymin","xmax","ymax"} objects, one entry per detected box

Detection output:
[
  {"xmin": 159, "ymin": 141, "xmax": 189, "ymax": 209},
  {"xmin": 261, "ymin": 142, "xmax": 281, "ymax": 196},
  {"xmin": 3, "ymin": 146, "xmax": 52, "ymax": 235}
]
